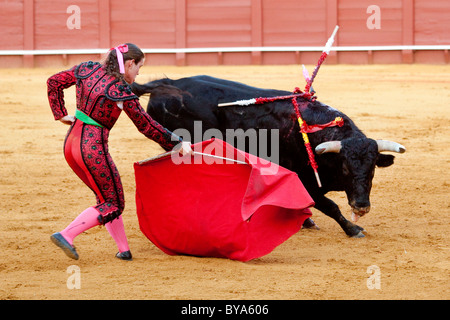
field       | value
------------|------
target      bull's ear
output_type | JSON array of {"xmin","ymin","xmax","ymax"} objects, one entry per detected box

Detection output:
[{"xmin": 376, "ymin": 154, "xmax": 395, "ymax": 167}]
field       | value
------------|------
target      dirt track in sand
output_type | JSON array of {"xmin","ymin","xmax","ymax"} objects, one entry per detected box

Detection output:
[{"xmin": 0, "ymin": 64, "xmax": 449, "ymax": 300}]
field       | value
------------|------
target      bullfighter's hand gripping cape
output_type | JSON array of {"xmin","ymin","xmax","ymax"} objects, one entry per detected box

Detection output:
[{"xmin": 134, "ymin": 138, "xmax": 314, "ymax": 262}]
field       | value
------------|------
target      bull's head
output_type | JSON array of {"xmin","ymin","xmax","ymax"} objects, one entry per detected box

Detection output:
[{"xmin": 315, "ymin": 138, "xmax": 405, "ymax": 222}]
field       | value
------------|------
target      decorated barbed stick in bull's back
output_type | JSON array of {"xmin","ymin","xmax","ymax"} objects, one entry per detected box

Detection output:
[
  {"xmin": 304, "ymin": 25, "xmax": 339, "ymax": 93},
  {"xmin": 294, "ymin": 25, "xmax": 340, "ymax": 188},
  {"xmin": 217, "ymin": 26, "xmax": 340, "ymax": 188}
]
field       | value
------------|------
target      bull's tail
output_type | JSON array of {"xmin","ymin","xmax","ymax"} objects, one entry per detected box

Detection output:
[{"xmin": 131, "ymin": 81, "xmax": 184, "ymax": 98}]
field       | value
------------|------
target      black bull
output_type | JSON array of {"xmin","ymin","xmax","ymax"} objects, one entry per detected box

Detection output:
[{"xmin": 131, "ymin": 75, "xmax": 405, "ymax": 238}]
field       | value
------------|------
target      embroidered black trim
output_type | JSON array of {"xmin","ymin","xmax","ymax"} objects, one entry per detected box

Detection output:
[
  {"xmin": 105, "ymin": 79, "xmax": 138, "ymax": 101},
  {"xmin": 74, "ymin": 61, "xmax": 102, "ymax": 80}
]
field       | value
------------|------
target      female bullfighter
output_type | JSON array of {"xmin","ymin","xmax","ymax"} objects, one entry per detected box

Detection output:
[{"xmin": 47, "ymin": 43, "xmax": 191, "ymax": 261}]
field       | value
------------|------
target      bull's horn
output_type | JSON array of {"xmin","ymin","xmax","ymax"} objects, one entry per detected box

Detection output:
[
  {"xmin": 315, "ymin": 141, "xmax": 342, "ymax": 154},
  {"xmin": 376, "ymin": 140, "xmax": 406, "ymax": 153}
]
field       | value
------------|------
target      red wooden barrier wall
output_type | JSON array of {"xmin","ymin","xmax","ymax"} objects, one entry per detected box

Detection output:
[{"xmin": 0, "ymin": 0, "xmax": 449, "ymax": 68}]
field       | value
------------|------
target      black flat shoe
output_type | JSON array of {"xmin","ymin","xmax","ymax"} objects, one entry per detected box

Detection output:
[
  {"xmin": 50, "ymin": 232, "xmax": 79, "ymax": 260},
  {"xmin": 116, "ymin": 250, "xmax": 132, "ymax": 261}
]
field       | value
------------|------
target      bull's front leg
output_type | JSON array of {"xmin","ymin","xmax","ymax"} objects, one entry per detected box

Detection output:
[{"xmin": 313, "ymin": 195, "xmax": 365, "ymax": 238}]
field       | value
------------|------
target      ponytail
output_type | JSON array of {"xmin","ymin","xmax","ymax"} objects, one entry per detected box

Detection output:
[{"xmin": 103, "ymin": 43, "xmax": 144, "ymax": 80}]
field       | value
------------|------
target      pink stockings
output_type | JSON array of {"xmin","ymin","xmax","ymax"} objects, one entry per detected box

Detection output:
[
  {"xmin": 57, "ymin": 120, "xmax": 130, "ymax": 256},
  {"xmin": 59, "ymin": 206, "xmax": 130, "ymax": 253},
  {"xmin": 105, "ymin": 215, "xmax": 130, "ymax": 253}
]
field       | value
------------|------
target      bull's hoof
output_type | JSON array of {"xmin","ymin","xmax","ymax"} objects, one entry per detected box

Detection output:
[
  {"xmin": 351, "ymin": 231, "xmax": 366, "ymax": 238},
  {"xmin": 302, "ymin": 218, "xmax": 320, "ymax": 230},
  {"xmin": 344, "ymin": 224, "xmax": 365, "ymax": 238}
]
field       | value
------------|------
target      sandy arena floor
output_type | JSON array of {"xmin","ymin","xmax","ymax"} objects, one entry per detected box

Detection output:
[{"xmin": 0, "ymin": 63, "xmax": 449, "ymax": 300}]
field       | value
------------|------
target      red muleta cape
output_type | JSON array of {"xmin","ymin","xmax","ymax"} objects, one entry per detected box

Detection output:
[{"xmin": 134, "ymin": 138, "xmax": 314, "ymax": 262}]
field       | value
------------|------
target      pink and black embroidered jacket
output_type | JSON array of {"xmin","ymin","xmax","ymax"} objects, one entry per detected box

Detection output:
[{"xmin": 47, "ymin": 61, "xmax": 180, "ymax": 150}]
